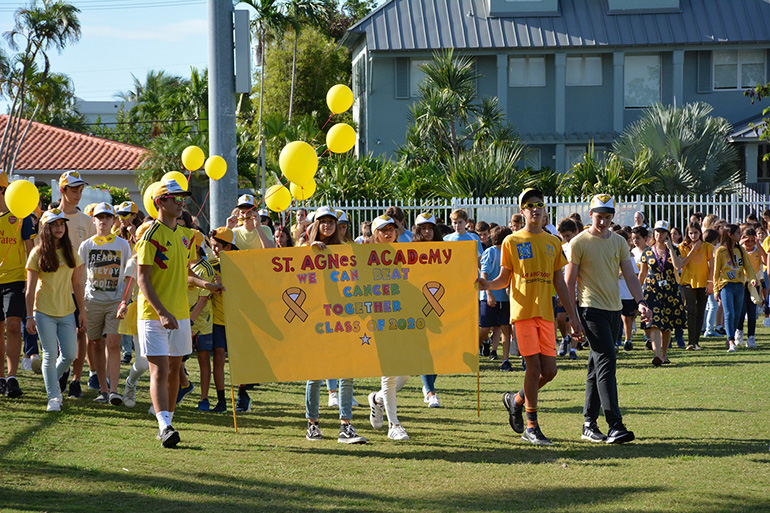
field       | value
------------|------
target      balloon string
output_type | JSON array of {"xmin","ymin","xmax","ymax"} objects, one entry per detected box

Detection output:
[
  {"xmin": 310, "ymin": 114, "xmax": 334, "ymax": 145},
  {"xmin": 194, "ymin": 187, "xmax": 211, "ymax": 221},
  {"xmin": 0, "ymin": 221, "xmax": 22, "ymax": 269}
]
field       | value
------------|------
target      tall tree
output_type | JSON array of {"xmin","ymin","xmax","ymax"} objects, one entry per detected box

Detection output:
[
  {"xmin": 0, "ymin": 0, "xmax": 81, "ymax": 174},
  {"xmin": 285, "ymin": 0, "xmax": 328, "ymax": 124}
]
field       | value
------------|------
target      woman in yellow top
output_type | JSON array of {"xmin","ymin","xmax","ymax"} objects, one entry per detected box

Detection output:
[
  {"xmin": 736, "ymin": 226, "xmax": 765, "ymax": 348},
  {"xmin": 678, "ymin": 222, "xmax": 714, "ymax": 351},
  {"xmin": 713, "ymin": 224, "xmax": 757, "ymax": 353},
  {"xmin": 24, "ymin": 209, "xmax": 85, "ymax": 412}
]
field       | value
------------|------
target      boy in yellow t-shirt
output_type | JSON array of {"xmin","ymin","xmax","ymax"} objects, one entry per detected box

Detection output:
[{"xmin": 478, "ymin": 188, "xmax": 582, "ymax": 446}]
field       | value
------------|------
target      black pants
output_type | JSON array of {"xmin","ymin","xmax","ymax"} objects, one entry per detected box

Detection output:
[
  {"xmin": 681, "ymin": 285, "xmax": 706, "ymax": 346},
  {"xmin": 578, "ymin": 307, "xmax": 624, "ymax": 429}
]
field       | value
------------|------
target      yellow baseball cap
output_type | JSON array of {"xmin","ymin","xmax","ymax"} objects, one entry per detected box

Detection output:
[{"xmin": 58, "ymin": 170, "xmax": 87, "ymax": 189}]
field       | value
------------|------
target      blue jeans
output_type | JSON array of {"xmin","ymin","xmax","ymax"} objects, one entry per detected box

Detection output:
[
  {"xmin": 719, "ymin": 282, "xmax": 744, "ymax": 341},
  {"xmin": 35, "ymin": 311, "xmax": 77, "ymax": 400},
  {"xmin": 737, "ymin": 284, "xmax": 757, "ymax": 337},
  {"xmin": 306, "ymin": 378, "xmax": 353, "ymax": 420},
  {"xmin": 421, "ymin": 374, "xmax": 437, "ymax": 394},
  {"xmin": 120, "ymin": 334, "xmax": 133, "ymax": 355},
  {"xmin": 705, "ymin": 294, "xmax": 718, "ymax": 333},
  {"xmin": 326, "ymin": 379, "xmax": 337, "ymax": 391}
]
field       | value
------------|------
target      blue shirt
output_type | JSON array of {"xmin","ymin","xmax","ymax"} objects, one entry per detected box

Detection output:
[
  {"xmin": 479, "ymin": 246, "xmax": 508, "ymax": 302},
  {"xmin": 443, "ymin": 231, "xmax": 483, "ymax": 257},
  {"xmin": 397, "ymin": 231, "xmax": 412, "ymax": 243}
]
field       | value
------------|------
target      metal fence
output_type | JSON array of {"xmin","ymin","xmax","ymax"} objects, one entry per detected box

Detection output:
[{"xmin": 292, "ymin": 189, "xmax": 770, "ymax": 239}]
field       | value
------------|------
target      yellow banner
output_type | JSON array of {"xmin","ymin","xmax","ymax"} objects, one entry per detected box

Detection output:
[{"xmin": 221, "ymin": 241, "xmax": 479, "ymax": 384}]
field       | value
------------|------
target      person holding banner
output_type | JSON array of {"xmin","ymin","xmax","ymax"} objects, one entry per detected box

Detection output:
[
  {"xmin": 304, "ymin": 206, "xmax": 366, "ymax": 443},
  {"xmin": 478, "ymin": 189, "xmax": 581, "ymax": 445},
  {"xmin": 367, "ymin": 214, "xmax": 410, "ymax": 441},
  {"xmin": 565, "ymin": 194, "xmax": 651, "ymax": 444},
  {"xmin": 412, "ymin": 212, "xmax": 445, "ymax": 408},
  {"xmin": 135, "ymin": 179, "xmax": 223, "ymax": 448}
]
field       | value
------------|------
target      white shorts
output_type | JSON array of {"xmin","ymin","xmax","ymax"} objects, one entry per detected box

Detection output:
[{"xmin": 137, "ymin": 318, "xmax": 192, "ymax": 357}]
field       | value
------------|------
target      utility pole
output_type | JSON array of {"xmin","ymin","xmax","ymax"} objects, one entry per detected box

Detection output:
[{"xmin": 208, "ymin": 0, "xmax": 237, "ymax": 229}]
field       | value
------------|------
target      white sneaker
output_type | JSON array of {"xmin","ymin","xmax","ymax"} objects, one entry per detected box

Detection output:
[
  {"xmin": 368, "ymin": 392, "xmax": 383, "ymax": 429},
  {"xmin": 427, "ymin": 394, "xmax": 440, "ymax": 408},
  {"xmin": 422, "ymin": 385, "xmax": 429, "ymax": 403},
  {"xmin": 30, "ymin": 354, "xmax": 42, "ymax": 374},
  {"xmin": 388, "ymin": 423, "xmax": 409, "ymax": 440},
  {"xmin": 46, "ymin": 397, "xmax": 61, "ymax": 412},
  {"xmin": 351, "ymin": 396, "xmax": 359, "ymax": 407},
  {"xmin": 727, "ymin": 344, "xmax": 736, "ymax": 353},
  {"xmin": 123, "ymin": 378, "xmax": 137, "ymax": 408},
  {"xmin": 747, "ymin": 335, "xmax": 757, "ymax": 349},
  {"xmin": 735, "ymin": 330, "xmax": 743, "ymax": 347},
  {"xmin": 328, "ymin": 391, "xmax": 339, "ymax": 407},
  {"xmin": 20, "ymin": 357, "xmax": 33, "ymax": 372}
]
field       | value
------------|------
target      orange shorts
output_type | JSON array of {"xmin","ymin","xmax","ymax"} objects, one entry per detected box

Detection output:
[{"xmin": 513, "ymin": 317, "xmax": 556, "ymax": 357}]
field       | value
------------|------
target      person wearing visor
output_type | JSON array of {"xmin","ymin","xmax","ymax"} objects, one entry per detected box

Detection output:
[{"xmin": 135, "ymin": 179, "xmax": 223, "ymax": 448}]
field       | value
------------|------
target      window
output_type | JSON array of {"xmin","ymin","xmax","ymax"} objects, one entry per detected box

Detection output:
[
  {"xmin": 410, "ymin": 59, "xmax": 428, "ymax": 97},
  {"xmin": 758, "ymin": 144, "xmax": 770, "ymax": 182},
  {"xmin": 624, "ymin": 54, "xmax": 660, "ymax": 108},
  {"xmin": 713, "ymin": 50, "xmax": 766, "ymax": 90},
  {"xmin": 567, "ymin": 147, "xmax": 587, "ymax": 168},
  {"xmin": 566, "ymin": 56, "xmax": 602, "ymax": 86},
  {"xmin": 509, "ymin": 56, "xmax": 546, "ymax": 87}
]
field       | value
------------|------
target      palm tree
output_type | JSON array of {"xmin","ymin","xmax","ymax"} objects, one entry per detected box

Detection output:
[
  {"xmin": 0, "ymin": 0, "xmax": 81, "ymax": 173},
  {"xmin": 561, "ymin": 143, "xmax": 656, "ymax": 197},
  {"xmin": 612, "ymin": 102, "xmax": 741, "ymax": 194},
  {"xmin": 285, "ymin": 0, "xmax": 328, "ymax": 124}
]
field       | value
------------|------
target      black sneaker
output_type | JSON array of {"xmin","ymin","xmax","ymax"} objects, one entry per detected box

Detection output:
[
  {"xmin": 120, "ymin": 353, "xmax": 132, "ymax": 365},
  {"xmin": 68, "ymin": 380, "xmax": 82, "ymax": 399},
  {"xmin": 87, "ymin": 373, "xmax": 100, "ymax": 390},
  {"xmin": 0, "ymin": 378, "xmax": 6, "ymax": 396},
  {"xmin": 235, "ymin": 392, "xmax": 251, "ymax": 413},
  {"xmin": 521, "ymin": 426, "xmax": 552, "ymax": 445},
  {"xmin": 581, "ymin": 422, "xmax": 607, "ymax": 442},
  {"xmin": 569, "ymin": 351, "xmax": 578, "ymax": 360},
  {"xmin": 645, "ymin": 339, "xmax": 652, "ymax": 350},
  {"xmin": 212, "ymin": 400, "xmax": 227, "ymax": 413},
  {"xmin": 5, "ymin": 377, "xmax": 22, "ymax": 398},
  {"xmin": 624, "ymin": 341, "xmax": 633, "ymax": 351},
  {"xmin": 502, "ymin": 392, "xmax": 524, "ymax": 433},
  {"xmin": 59, "ymin": 369, "xmax": 70, "ymax": 394},
  {"xmin": 558, "ymin": 336, "xmax": 570, "ymax": 357},
  {"xmin": 158, "ymin": 425, "xmax": 180, "ymax": 448},
  {"xmin": 500, "ymin": 360, "xmax": 513, "ymax": 372},
  {"xmin": 306, "ymin": 422, "xmax": 323, "ymax": 441},
  {"xmin": 338, "ymin": 423, "xmax": 367, "ymax": 444},
  {"xmin": 489, "ymin": 350, "xmax": 499, "ymax": 361},
  {"xmin": 606, "ymin": 425, "xmax": 635, "ymax": 444},
  {"xmin": 482, "ymin": 341, "xmax": 491, "ymax": 357}
]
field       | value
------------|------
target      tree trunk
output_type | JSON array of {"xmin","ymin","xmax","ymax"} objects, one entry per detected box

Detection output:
[
  {"xmin": 9, "ymin": 103, "xmax": 39, "ymax": 175},
  {"xmin": 289, "ymin": 30, "xmax": 298, "ymax": 124},
  {"xmin": 259, "ymin": 31, "xmax": 267, "ymax": 197}
]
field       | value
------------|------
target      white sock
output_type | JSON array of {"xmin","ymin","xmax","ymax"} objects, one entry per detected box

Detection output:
[
  {"xmin": 374, "ymin": 391, "xmax": 384, "ymax": 404},
  {"xmin": 156, "ymin": 411, "xmax": 171, "ymax": 430}
]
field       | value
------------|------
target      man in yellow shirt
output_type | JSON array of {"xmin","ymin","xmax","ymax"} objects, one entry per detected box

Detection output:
[
  {"xmin": 230, "ymin": 194, "xmax": 274, "ymax": 250},
  {"xmin": 565, "ymin": 194, "xmax": 652, "ymax": 445},
  {"xmin": 136, "ymin": 179, "xmax": 222, "ymax": 448},
  {"xmin": 0, "ymin": 172, "xmax": 35, "ymax": 398},
  {"xmin": 478, "ymin": 189, "xmax": 582, "ymax": 445}
]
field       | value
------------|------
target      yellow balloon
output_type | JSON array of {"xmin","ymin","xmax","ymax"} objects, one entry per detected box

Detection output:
[
  {"xmin": 181, "ymin": 145, "xmax": 205, "ymax": 171},
  {"xmin": 326, "ymin": 84, "xmax": 353, "ymax": 114},
  {"xmin": 5, "ymin": 180, "xmax": 39, "ymax": 219},
  {"xmin": 290, "ymin": 179, "xmax": 316, "ymax": 201},
  {"xmin": 264, "ymin": 184, "xmax": 292, "ymax": 213},
  {"xmin": 326, "ymin": 123, "xmax": 356, "ymax": 154},
  {"xmin": 279, "ymin": 141, "xmax": 318, "ymax": 186},
  {"xmin": 205, "ymin": 155, "xmax": 227, "ymax": 180},
  {"xmin": 143, "ymin": 182, "xmax": 160, "ymax": 219},
  {"xmin": 162, "ymin": 171, "xmax": 189, "ymax": 191}
]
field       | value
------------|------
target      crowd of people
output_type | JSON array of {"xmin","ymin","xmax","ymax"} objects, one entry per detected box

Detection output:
[{"xmin": 0, "ymin": 171, "xmax": 766, "ymax": 448}]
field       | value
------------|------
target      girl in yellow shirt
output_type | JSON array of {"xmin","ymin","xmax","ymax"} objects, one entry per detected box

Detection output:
[
  {"xmin": 737, "ymin": 226, "xmax": 765, "ymax": 348},
  {"xmin": 678, "ymin": 222, "xmax": 713, "ymax": 350},
  {"xmin": 712, "ymin": 224, "xmax": 756, "ymax": 352},
  {"xmin": 24, "ymin": 209, "xmax": 85, "ymax": 412}
]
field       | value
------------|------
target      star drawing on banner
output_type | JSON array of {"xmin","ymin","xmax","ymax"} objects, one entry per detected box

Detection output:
[{"xmin": 360, "ymin": 333, "xmax": 371, "ymax": 345}]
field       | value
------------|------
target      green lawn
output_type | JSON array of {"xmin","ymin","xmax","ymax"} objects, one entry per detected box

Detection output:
[{"xmin": 1, "ymin": 329, "xmax": 769, "ymax": 512}]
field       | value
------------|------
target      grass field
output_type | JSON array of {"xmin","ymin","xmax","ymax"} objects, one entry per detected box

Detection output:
[{"xmin": 1, "ymin": 328, "xmax": 769, "ymax": 513}]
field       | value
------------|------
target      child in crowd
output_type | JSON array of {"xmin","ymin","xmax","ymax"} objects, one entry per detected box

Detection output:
[
  {"xmin": 476, "ymin": 221, "xmax": 492, "ymax": 250},
  {"xmin": 25, "ymin": 209, "xmax": 85, "ymax": 412},
  {"xmin": 556, "ymin": 218, "xmax": 579, "ymax": 358},
  {"xmin": 444, "ymin": 209, "xmax": 483, "ymax": 259},
  {"xmin": 479, "ymin": 225, "xmax": 514, "ymax": 371},
  {"xmin": 737, "ymin": 226, "xmax": 764, "ymax": 348},
  {"xmin": 678, "ymin": 222, "xmax": 713, "ymax": 351},
  {"xmin": 614, "ymin": 230, "xmax": 638, "ymax": 352}
]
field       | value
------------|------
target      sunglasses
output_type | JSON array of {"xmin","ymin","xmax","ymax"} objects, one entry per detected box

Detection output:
[
  {"xmin": 522, "ymin": 201, "xmax": 545, "ymax": 209},
  {"xmin": 160, "ymin": 195, "xmax": 184, "ymax": 204}
]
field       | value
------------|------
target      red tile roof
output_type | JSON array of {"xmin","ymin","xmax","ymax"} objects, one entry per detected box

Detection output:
[{"xmin": 0, "ymin": 115, "xmax": 147, "ymax": 171}]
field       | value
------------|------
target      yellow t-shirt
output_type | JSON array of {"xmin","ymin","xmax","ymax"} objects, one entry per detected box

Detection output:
[
  {"xmin": 744, "ymin": 246, "xmax": 764, "ymax": 281},
  {"xmin": 762, "ymin": 236, "xmax": 770, "ymax": 254},
  {"xmin": 713, "ymin": 245, "xmax": 755, "ymax": 293},
  {"xmin": 210, "ymin": 258, "xmax": 225, "ymax": 326},
  {"xmin": 679, "ymin": 242, "xmax": 714, "ymax": 289},
  {"xmin": 135, "ymin": 221, "xmax": 194, "ymax": 321},
  {"xmin": 500, "ymin": 230, "xmax": 567, "ymax": 322},
  {"xmin": 118, "ymin": 256, "xmax": 139, "ymax": 336},
  {"xmin": 187, "ymin": 259, "xmax": 214, "ymax": 335},
  {"xmin": 0, "ymin": 212, "xmax": 34, "ymax": 284},
  {"xmin": 26, "ymin": 246, "xmax": 82, "ymax": 317},
  {"xmin": 65, "ymin": 210, "xmax": 96, "ymax": 250},
  {"xmin": 233, "ymin": 225, "xmax": 272, "ymax": 250},
  {"xmin": 569, "ymin": 230, "xmax": 630, "ymax": 311}
]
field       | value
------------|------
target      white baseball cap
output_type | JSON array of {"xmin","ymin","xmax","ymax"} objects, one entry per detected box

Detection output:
[
  {"xmin": 654, "ymin": 220, "xmax": 670, "ymax": 232},
  {"xmin": 415, "ymin": 212, "xmax": 436, "ymax": 225},
  {"xmin": 314, "ymin": 206, "xmax": 337, "ymax": 220},
  {"xmin": 372, "ymin": 214, "xmax": 396, "ymax": 231},
  {"xmin": 92, "ymin": 202, "xmax": 115, "ymax": 217}
]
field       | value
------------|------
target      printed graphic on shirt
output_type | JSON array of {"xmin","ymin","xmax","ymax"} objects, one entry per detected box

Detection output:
[
  {"xmin": 87, "ymin": 249, "xmax": 122, "ymax": 291},
  {"xmin": 517, "ymin": 242, "xmax": 533, "ymax": 260},
  {"xmin": 150, "ymin": 239, "xmax": 169, "ymax": 269}
]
